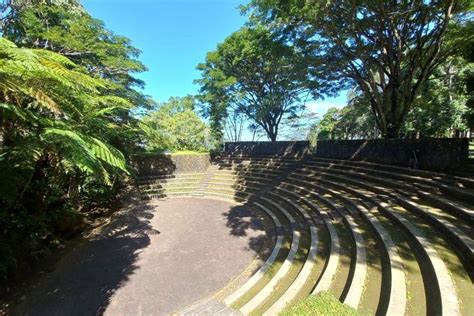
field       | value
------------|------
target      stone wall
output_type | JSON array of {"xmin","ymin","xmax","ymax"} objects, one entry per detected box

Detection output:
[
  {"xmin": 224, "ymin": 141, "xmax": 310, "ymax": 157},
  {"xmin": 133, "ymin": 153, "xmax": 211, "ymax": 176},
  {"xmin": 314, "ymin": 138, "xmax": 469, "ymax": 170}
]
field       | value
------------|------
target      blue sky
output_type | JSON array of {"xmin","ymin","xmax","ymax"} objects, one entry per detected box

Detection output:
[{"xmin": 82, "ymin": 0, "xmax": 347, "ymax": 139}]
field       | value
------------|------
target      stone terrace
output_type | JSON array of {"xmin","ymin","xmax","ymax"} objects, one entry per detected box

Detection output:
[{"xmin": 139, "ymin": 153, "xmax": 474, "ymax": 315}]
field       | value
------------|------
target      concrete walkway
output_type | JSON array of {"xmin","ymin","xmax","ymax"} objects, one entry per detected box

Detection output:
[{"xmin": 13, "ymin": 198, "xmax": 269, "ymax": 316}]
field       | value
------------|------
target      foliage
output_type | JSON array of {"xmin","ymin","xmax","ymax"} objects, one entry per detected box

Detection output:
[
  {"xmin": 280, "ymin": 109, "xmax": 318, "ymax": 141},
  {"xmin": 142, "ymin": 96, "xmax": 209, "ymax": 152},
  {"xmin": 403, "ymin": 56, "xmax": 472, "ymax": 137},
  {"xmin": 196, "ymin": 26, "xmax": 313, "ymax": 142},
  {"xmin": 460, "ymin": 32, "xmax": 474, "ymax": 133},
  {"xmin": 280, "ymin": 292, "xmax": 360, "ymax": 316},
  {"xmin": 308, "ymin": 93, "xmax": 379, "ymax": 142},
  {"xmin": 2, "ymin": 1, "xmax": 155, "ymax": 152},
  {"xmin": 246, "ymin": 0, "xmax": 473, "ymax": 138},
  {"xmin": 309, "ymin": 107, "xmax": 342, "ymax": 141},
  {"xmin": 223, "ymin": 108, "xmax": 245, "ymax": 142},
  {"xmin": 0, "ymin": 0, "xmax": 151, "ymax": 282}
]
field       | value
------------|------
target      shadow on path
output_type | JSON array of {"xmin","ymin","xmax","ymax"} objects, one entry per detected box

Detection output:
[{"xmin": 12, "ymin": 204, "xmax": 158, "ymax": 316}]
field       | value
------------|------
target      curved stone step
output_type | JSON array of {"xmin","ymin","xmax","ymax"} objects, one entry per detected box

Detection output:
[
  {"xmin": 303, "ymin": 175, "xmax": 462, "ymax": 316},
  {"xmin": 287, "ymin": 168, "xmax": 474, "ymax": 272},
  {"xmin": 322, "ymin": 187, "xmax": 406, "ymax": 315},
  {"xmin": 306, "ymin": 160, "xmax": 474, "ymax": 207},
  {"xmin": 301, "ymin": 166, "xmax": 473, "ymax": 228},
  {"xmin": 306, "ymin": 191, "xmax": 368, "ymax": 309},
  {"xmin": 284, "ymin": 179, "xmax": 406, "ymax": 315},
  {"xmin": 274, "ymin": 187, "xmax": 340, "ymax": 296},
  {"xmin": 394, "ymin": 194, "xmax": 474, "ymax": 273},
  {"xmin": 414, "ymin": 185, "xmax": 474, "ymax": 224},
  {"xmin": 204, "ymin": 157, "xmax": 471, "ymax": 314},
  {"xmin": 239, "ymin": 197, "xmax": 301, "ymax": 315},
  {"xmin": 263, "ymin": 192, "xmax": 318, "ymax": 315},
  {"xmin": 309, "ymin": 156, "xmax": 474, "ymax": 189},
  {"xmin": 377, "ymin": 200, "xmax": 460, "ymax": 315},
  {"xmin": 224, "ymin": 202, "xmax": 284, "ymax": 306}
]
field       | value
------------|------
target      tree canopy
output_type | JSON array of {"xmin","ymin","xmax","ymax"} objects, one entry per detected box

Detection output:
[
  {"xmin": 142, "ymin": 96, "xmax": 209, "ymax": 152},
  {"xmin": 0, "ymin": 0, "xmax": 152, "ymax": 280},
  {"xmin": 196, "ymin": 26, "xmax": 314, "ymax": 142},
  {"xmin": 247, "ymin": 0, "xmax": 474, "ymax": 138}
]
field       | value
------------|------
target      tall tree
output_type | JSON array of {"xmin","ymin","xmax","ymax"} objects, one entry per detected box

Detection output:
[
  {"xmin": 1, "ymin": 0, "xmax": 154, "ymax": 153},
  {"xmin": 196, "ymin": 26, "xmax": 313, "ymax": 142},
  {"xmin": 142, "ymin": 96, "xmax": 209, "ymax": 152},
  {"xmin": 404, "ymin": 56, "xmax": 471, "ymax": 137},
  {"xmin": 247, "ymin": 0, "xmax": 473, "ymax": 138},
  {"xmin": 0, "ymin": 0, "xmax": 154, "ymax": 280},
  {"xmin": 0, "ymin": 37, "xmax": 131, "ymax": 278},
  {"xmin": 224, "ymin": 109, "xmax": 245, "ymax": 142},
  {"xmin": 310, "ymin": 107, "xmax": 342, "ymax": 140}
]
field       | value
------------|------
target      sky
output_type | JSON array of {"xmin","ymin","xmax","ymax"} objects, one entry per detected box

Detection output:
[{"xmin": 82, "ymin": 0, "xmax": 347, "ymax": 139}]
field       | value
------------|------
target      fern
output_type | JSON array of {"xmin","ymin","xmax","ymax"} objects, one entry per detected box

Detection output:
[
  {"xmin": 0, "ymin": 37, "xmax": 102, "ymax": 113},
  {"xmin": 43, "ymin": 127, "xmax": 129, "ymax": 184}
]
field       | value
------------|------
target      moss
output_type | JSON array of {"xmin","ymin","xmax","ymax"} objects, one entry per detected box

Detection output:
[
  {"xmin": 170, "ymin": 150, "xmax": 209, "ymax": 156},
  {"xmin": 136, "ymin": 149, "xmax": 209, "ymax": 156},
  {"xmin": 280, "ymin": 292, "xmax": 361, "ymax": 316}
]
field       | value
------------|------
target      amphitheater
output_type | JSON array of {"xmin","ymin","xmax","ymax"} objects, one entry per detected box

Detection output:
[{"xmin": 136, "ymin": 142, "xmax": 474, "ymax": 316}]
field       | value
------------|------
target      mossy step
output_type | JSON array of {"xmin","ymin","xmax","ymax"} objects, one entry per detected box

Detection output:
[
  {"xmin": 309, "ymin": 156, "xmax": 474, "ymax": 189},
  {"xmin": 288, "ymin": 168, "xmax": 474, "ymax": 277},
  {"xmin": 286, "ymin": 175, "xmax": 466, "ymax": 314},
  {"xmin": 314, "ymin": 176, "xmax": 464, "ymax": 315},
  {"xmin": 306, "ymin": 159, "xmax": 474, "ymax": 204},
  {"xmin": 263, "ymin": 193, "xmax": 319, "ymax": 315},
  {"xmin": 293, "ymin": 165, "xmax": 474, "ymax": 234},
  {"xmin": 224, "ymin": 201, "xmax": 285, "ymax": 306},
  {"xmin": 239, "ymin": 196, "xmax": 301, "ymax": 315}
]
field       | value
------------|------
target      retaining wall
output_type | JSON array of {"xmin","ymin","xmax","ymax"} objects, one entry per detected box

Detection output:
[
  {"xmin": 224, "ymin": 141, "xmax": 310, "ymax": 157},
  {"xmin": 133, "ymin": 153, "xmax": 211, "ymax": 176},
  {"xmin": 314, "ymin": 138, "xmax": 469, "ymax": 170}
]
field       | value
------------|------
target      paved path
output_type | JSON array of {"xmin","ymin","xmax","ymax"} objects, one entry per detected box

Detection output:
[{"xmin": 13, "ymin": 198, "xmax": 269, "ymax": 316}]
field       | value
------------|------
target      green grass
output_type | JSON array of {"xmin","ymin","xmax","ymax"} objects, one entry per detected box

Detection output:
[
  {"xmin": 170, "ymin": 150, "xmax": 208, "ymax": 155},
  {"xmin": 136, "ymin": 149, "xmax": 209, "ymax": 156},
  {"xmin": 279, "ymin": 292, "xmax": 360, "ymax": 316}
]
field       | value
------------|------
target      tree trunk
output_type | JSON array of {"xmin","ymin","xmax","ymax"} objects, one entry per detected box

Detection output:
[
  {"xmin": 269, "ymin": 132, "xmax": 277, "ymax": 142},
  {"xmin": 266, "ymin": 123, "xmax": 278, "ymax": 142},
  {"xmin": 385, "ymin": 125, "xmax": 401, "ymax": 139}
]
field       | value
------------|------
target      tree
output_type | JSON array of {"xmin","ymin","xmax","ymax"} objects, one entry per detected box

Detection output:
[
  {"xmin": 1, "ymin": 0, "xmax": 155, "ymax": 153},
  {"xmin": 403, "ymin": 56, "xmax": 471, "ymax": 137},
  {"xmin": 247, "ymin": 0, "xmax": 473, "ymax": 138},
  {"xmin": 0, "ymin": 37, "xmax": 132, "ymax": 278},
  {"xmin": 280, "ymin": 109, "xmax": 318, "ymax": 141},
  {"xmin": 310, "ymin": 107, "xmax": 342, "ymax": 140},
  {"xmin": 196, "ymin": 26, "xmax": 312, "ymax": 142},
  {"xmin": 307, "ymin": 96, "xmax": 378, "ymax": 142},
  {"xmin": 142, "ymin": 96, "xmax": 209, "ymax": 152},
  {"xmin": 460, "ymin": 30, "xmax": 474, "ymax": 136},
  {"xmin": 0, "ymin": 0, "xmax": 153, "ymax": 280},
  {"xmin": 224, "ymin": 108, "xmax": 245, "ymax": 142}
]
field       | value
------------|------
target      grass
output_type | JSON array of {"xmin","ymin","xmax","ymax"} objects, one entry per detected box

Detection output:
[
  {"xmin": 280, "ymin": 292, "xmax": 361, "ymax": 316},
  {"xmin": 170, "ymin": 150, "xmax": 208, "ymax": 155},
  {"xmin": 137, "ymin": 149, "xmax": 209, "ymax": 156}
]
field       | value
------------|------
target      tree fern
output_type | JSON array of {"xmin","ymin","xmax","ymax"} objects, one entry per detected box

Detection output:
[{"xmin": 43, "ymin": 128, "xmax": 129, "ymax": 184}]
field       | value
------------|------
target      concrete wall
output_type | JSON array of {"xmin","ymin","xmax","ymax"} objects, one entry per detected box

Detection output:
[
  {"xmin": 224, "ymin": 141, "xmax": 310, "ymax": 157},
  {"xmin": 133, "ymin": 153, "xmax": 210, "ymax": 176},
  {"xmin": 314, "ymin": 138, "xmax": 469, "ymax": 170}
]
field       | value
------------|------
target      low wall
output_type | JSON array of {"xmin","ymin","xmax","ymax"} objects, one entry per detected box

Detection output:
[
  {"xmin": 314, "ymin": 138, "xmax": 469, "ymax": 170},
  {"xmin": 133, "ymin": 153, "xmax": 211, "ymax": 176},
  {"xmin": 224, "ymin": 141, "xmax": 310, "ymax": 157}
]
